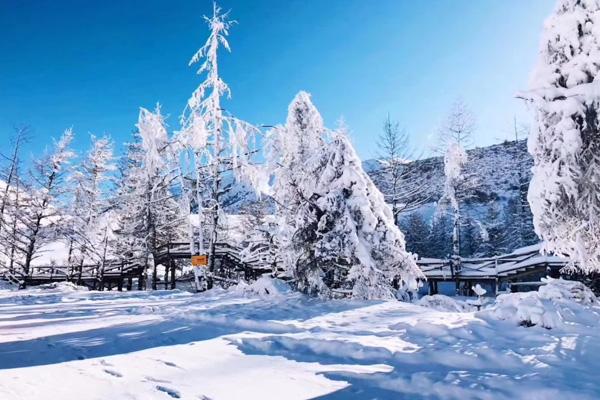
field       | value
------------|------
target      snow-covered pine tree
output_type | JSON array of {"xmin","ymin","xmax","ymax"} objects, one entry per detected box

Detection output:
[
  {"xmin": 68, "ymin": 135, "xmax": 115, "ymax": 287},
  {"xmin": 138, "ymin": 107, "xmax": 184, "ymax": 289},
  {"xmin": 293, "ymin": 127, "xmax": 422, "ymax": 300},
  {"xmin": 10, "ymin": 130, "xmax": 75, "ymax": 281},
  {"xmin": 525, "ymin": 0, "xmax": 600, "ymax": 272},
  {"xmin": 177, "ymin": 3, "xmax": 259, "ymax": 280},
  {"xmin": 265, "ymin": 91, "xmax": 327, "ymax": 276},
  {"xmin": 114, "ymin": 107, "xmax": 185, "ymax": 290},
  {"xmin": 113, "ymin": 132, "xmax": 145, "ymax": 269},
  {"xmin": 400, "ymin": 212, "xmax": 431, "ymax": 258},
  {"xmin": 428, "ymin": 212, "xmax": 453, "ymax": 258}
]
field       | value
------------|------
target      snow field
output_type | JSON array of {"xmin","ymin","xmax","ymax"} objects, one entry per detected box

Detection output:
[{"xmin": 1, "ymin": 279, "xmax": 600, "ymax": 399}]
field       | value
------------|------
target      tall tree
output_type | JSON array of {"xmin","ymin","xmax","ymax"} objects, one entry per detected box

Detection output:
[
  {"xmin": 376, "ymin": 115, "xmax": 429, "ymax": 220},
  {"xmin": 10, "ymin": 130, "xmax": 75, "ymax": 280},
  {"xmin": 437, "ymin": 100, "xmax": 476, "ymax": 263},
  {"xmin": 114, "ymin": 107, "xmax": 185, "ymax": 289},
  {"xmin": 177, "ymin": 3, "xmax": 258, "ymax": 280},
  {"xmin": 525, "ymin": 0, "xmax": 600, "ymax": 272},
  {"xmin": 68, "ymin": 135, "xmax": 115, "ymax": 287},
  {"xmin": 265, "ymin": 91, "xmax": 327, "ymax": 276}
]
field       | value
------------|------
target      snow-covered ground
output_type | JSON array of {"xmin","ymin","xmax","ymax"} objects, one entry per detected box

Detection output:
[{"xmin": 1, "ymin": 278, "xmax": 599, "ymax": 399}]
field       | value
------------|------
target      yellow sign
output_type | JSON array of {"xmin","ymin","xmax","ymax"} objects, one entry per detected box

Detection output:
[{"xmin": 191, "ymin": 255, "xmax": 208, "ymax": 267}]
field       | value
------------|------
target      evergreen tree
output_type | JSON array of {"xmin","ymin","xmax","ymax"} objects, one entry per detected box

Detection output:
[
  {"xmin": 266, "ymin": 91, "xmax": 327, "ymax": 276},
  {"xmin": 526, "ymin": 0, "xmax": 600, "ymax": 272},
  {"xmin": 460, "ymin": 219, "xmax": 482, "ymax": 257},
  {"xmin": 68, "ymin": 135, "xmax": 116, "ymax": 287},
  {"xmin": 428, "ymin": 212, "xmax": 453, "ymax": 259},
  {"xmin": 114, "ymin": 107, "xmax": 184, "ymax": 289},
  {"xmin": 292, "ymin": 129, "xmax": 422, "ymax": 299},
  {"xmin": 400, "ymin": 212, "xmax": 431, "ymax": 258}
]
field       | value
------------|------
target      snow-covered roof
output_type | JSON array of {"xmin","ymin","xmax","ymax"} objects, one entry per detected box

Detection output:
[{"xmin": 419, "ymin": 244, "xmax": 570, "ymax": 280}]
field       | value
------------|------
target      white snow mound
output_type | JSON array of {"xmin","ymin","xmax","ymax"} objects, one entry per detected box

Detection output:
[
  {"xmin": 35, "ymin": 281, "xmax": 89, "ymax": 292},
  {"xmin": 416, "ymin": 294, "xmax": 473, "ymax": 312},
  {"xmin": 233, "ymin": 276, "xmax": 291, "ymax": 298},
  {"xmin": 480, "ymin": 278, "xmax": 597, "ymax": 329}
]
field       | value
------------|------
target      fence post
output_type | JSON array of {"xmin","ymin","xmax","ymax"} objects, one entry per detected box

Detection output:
[{"xmin": 170, "ymin": 260, "xmax": 176, "ymax": 289}]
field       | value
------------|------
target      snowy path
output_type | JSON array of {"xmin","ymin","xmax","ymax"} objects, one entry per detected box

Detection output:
[{"xmin": 0, "ymin": 284, "xmax": 599, "ymax": 399}]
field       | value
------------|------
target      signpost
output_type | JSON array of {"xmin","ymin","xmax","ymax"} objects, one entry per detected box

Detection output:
[
  {"xmin": 192, "ymin": 254, "xmax": 208, "ymax": 291},
  {"xmin": 191, "ymin": 254, "xmax": 208, "ymax": 267}
]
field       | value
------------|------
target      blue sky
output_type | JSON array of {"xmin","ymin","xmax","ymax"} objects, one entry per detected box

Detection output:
[{"xmin": 0, "ymin": 0, "xmax": 554, "ymax": 161}]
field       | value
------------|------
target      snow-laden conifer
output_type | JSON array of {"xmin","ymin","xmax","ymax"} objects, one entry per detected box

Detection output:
[
  {"xmin": 293, "ymin": 126, "xmax": 422, "ymax": 299},
  {"xmin": 526, "ymin": 0, "xmax": 600, "ymax": 272},
  {"xmin": 177, "ymin": 3, "xmax": 259, "ymax": 277},
  {"xmin": 114, "ymin": 106, "xmax": 184, "ymax": 289},
  {"xmin": 68, "ymin": 135, "xmax": 116, "ymax": 286},
  {"xmin": 265, "ymin": 91, "xmax": 327, "ymax": 274}
]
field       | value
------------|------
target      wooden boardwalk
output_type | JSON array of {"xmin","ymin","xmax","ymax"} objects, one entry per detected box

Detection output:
[
  {"xmin": 0, "ymin": 242, "xmax": 268, "ymax": 290},
  {"xmin": 417, "ymin": 244, "xmax": 571, "ymax": 295},
  {"xmin": 2, "ymin": 260, "xmax": 145, "ymax": 291},
  {"xmin": 1, "ymin": 242, "xmax": 573, "ymax": 295}
]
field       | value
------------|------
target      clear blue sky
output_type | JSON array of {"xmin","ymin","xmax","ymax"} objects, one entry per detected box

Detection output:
[{"xmin": 0, "ymin": 0, "xmax": 554, "ymax": 161}]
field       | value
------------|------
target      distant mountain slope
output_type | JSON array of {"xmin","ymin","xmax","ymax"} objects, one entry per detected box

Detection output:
[
  {"xmin": 366, "ymin": 140, "xmax": 532, "ymax": 206},
  {"xmin": 366, "ymin": 140, "xmax": 538, "ymax": 258}
]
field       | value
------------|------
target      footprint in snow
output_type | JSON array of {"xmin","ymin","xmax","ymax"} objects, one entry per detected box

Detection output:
[
  {"xmin": 145, "ymin": 376, "xmax": 171, "ymax": 384},
  {"xmin": 103, "ymin": 369, "xmax": 123, "ymax": 378},
  {"xmin": 156, "ymin": 385, "xmax": 181, "ymax": 399},
  {"xmin": 160, "ymin": 360, "xmax": 179, "ymax": 368}
]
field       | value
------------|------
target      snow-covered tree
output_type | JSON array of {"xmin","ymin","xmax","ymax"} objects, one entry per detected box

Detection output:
[
  {"xmin": 0, "ymin": 127, "xmax": 28, "ymax": 238},
  {"xmin": 8, "ymin": 130, "xmax": 75, "ymax": 280},
  {"xmin": 177, "ymin": 3, "xmax": 259, "ymax": 279},
  {"xmin": 525, "ymin": 0, "xmax": 600, "ymax": 272},
  {"xmin": 68, "ymin": 135, "xmax": 115, "ymax": 287},
  {"xmin": 478, "ymin": 201, "xmax": 506, "ymax": 256},
  {"xmin": 0, "ymin": 128, "xmax": 28, "ymax": 280},
  {"xmin": 376, "ymin": 115, "xmax": 429, "ymax": 219},
  {"xmin": 265, "ymin": 91, "xmax": 327, "ymax": 275},
  {"xmin": 292, "ymin": 127, "xmax": 422, "ymax": 299},
  {"xmin": 114, "ymin": 107, "xmax": 184, "ymax": 289},
  {"xmin": 400, "ymin": 212, "xmax": 431, "ymax": 258},
  {"xmin": 239, "ymin": 201, "xmax": 279, "ymax": 275},
  {"xmin": 428, "ymin": 212, "xmax": 453, "ymax": 258},
  {"xmin": 112, "ymin": 136, "xmax": 144, "ymax": 284},
  {"xmin": 437, "ymin": 101, "xmax": 476, "ymax": 263}
]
